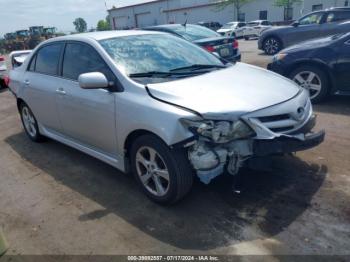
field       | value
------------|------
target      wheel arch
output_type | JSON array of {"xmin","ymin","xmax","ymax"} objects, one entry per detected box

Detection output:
[
  {"xmin": 16, "ymin": 97, "xmax": 26, "ymax": 112},
  {"xmin": 263, "ymin": 34, "xmax": 284, "ymax": 48},
  {"xmin": 124, "ymin": 129, "xmax": 167, "ymax": 158},
  {"xmin": 287, "ymin": 60, "xmax": 334, "ymax": 91}
]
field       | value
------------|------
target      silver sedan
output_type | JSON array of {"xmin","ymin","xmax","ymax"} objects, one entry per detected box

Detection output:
[{"xmin": 9, "ymin": 31, "xmax": 325, "ymax": 204}]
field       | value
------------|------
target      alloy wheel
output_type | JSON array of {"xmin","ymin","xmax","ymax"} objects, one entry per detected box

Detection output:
[
  {"xmin": 135, "ymin": 146, "xmax": 170, "ymax": 197},
  {"xmin": 264, "ymin": 38, "xmax": 280, "ymax": 55},
  {"xmin": 293, "ymin": 71, "xmax": 322, "ymax": 100},
  {"xmin": 22, "ymin": 106, "xmax": 37, "ymax": 138}
]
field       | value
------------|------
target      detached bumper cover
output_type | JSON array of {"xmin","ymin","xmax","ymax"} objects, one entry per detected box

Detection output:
[{"xmin": 253, "ymin": 130, "xmax": 325, "ymax": 156}]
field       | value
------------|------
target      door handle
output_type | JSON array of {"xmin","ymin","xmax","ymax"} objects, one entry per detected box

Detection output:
[
  {"xmin": 24, "ymin": 80, "xmax": 30, "ymax": 86},
  {"xmin": 56, "ymin": 88, "xmax": 66, "ymax": 95}
]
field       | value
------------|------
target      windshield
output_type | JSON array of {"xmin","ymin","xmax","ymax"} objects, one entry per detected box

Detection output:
[
  {"xmin": 221, "ymin": 23, "xmax": 237, "ymax": 29},
  {"xmin": 247, "ymin": 22, "xmax": 259, "ymax": 26},
  {"xmin": 171, "ymin": 25, "xmax": 221, "ymax": 41},
  {"xmin": 99, "ymin": 34, "xmax": 224, "ymax": 77}
]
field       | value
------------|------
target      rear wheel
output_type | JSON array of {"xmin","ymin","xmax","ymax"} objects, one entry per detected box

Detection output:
[
  {"xmin": 263, "ymin": 37, "xmax": 282, "ymax": 55},
  {"xmin": 130, "ymin": 134, "xmax": 193, "ymax": 204},
  {"xmin": 244, "ymin": 36, "xmax": 250, "ymax": 41},
  {"xmin": 289, "ymin": 65, "xmax": 330, "ymax": 103},
  {"xmin": 20, "ymin": 103, "xmax": 44, "ymax": 142}
]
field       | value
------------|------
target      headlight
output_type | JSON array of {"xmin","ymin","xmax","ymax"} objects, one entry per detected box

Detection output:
[
  {"xmin": 273, "ymin": 53, "xmax": 288, "ymax": 62},
  {"xmin": 181, "ymin": 119, "xmax": 256, "ymax": 143}
]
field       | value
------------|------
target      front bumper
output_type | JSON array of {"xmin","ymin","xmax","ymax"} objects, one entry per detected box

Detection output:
[
  {"xmin": 267, "ymin": 61, "xmax": 287, "ymax": 76},
  {"xmin": 253, "ymin": 130, "xmax": 325, "ymax": 156},
  {"xmin": 187, "ymin": 113, "xmax": 325, "ymax": 184}
]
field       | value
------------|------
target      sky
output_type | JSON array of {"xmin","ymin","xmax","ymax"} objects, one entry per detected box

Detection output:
[{"xmin": 0, "ymin": 0, "xmax": 152, "ymax": 36}]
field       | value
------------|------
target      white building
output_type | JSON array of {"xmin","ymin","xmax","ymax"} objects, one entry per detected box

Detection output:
[{"xmin": 108, "ymin": 0, "xmax": 349, "ymax": 29}]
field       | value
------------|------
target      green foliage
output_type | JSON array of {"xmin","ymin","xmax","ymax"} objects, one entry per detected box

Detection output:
[
  {"xmin": 217, "ymin": 0, "xmax": 253, "ymax": 19},
  {"xmin": 274, "ymin": 0, "xmax": 302, "ymax": 8},
  {"xmin": 97, "ymin": 20, "xmax": 110, "ymax": 31},
  {"xmin": 73, "ymin": 18, "xmax": 87, "ymax": 33}
]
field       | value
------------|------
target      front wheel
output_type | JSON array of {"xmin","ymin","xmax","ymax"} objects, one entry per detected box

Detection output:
[
  {"xmin": 130, "ymin": 134, "xmax": 193, "ymax": 204},
  {"xmin": 263, "ymin": 37, "xmax": 282, "ymax": 55},
  {"xmin": 289, "ymin": 65, "xmax": 330, "ymax": 103},
  {"xmin": 20, "ymin": 103, "xmax": 44, "ymax": 142}
]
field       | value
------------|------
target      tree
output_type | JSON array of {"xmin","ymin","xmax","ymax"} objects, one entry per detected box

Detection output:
[
  {"xmin": 73, "ymin": 18, "xmax": 87, "ymax": 33},
  {"xmin": 97, "ymin": 20, "xmax": 109, "ymax": 31},
  {"xmin": 217, "ymin": 0, "xmax": 253, "ymax": 21},
  {"xmin": 274, "ymin": 0, "xmax": 302, "ymax": 20}
]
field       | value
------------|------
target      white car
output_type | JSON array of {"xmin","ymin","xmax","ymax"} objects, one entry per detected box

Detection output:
[
  {"xmin": 243, "ymin": 20, "xmax": 273, "ymax": 40},
  {"xmin": 217, "ymin": 22, "xmax": 247, "ymax": 38},
  {"xmin": 0, "ymin": 55, "xmax": 6, "ymax": 72},
  {"xmin": 0, "ymin": 55, "xmax": 8, "ymax": 88}
]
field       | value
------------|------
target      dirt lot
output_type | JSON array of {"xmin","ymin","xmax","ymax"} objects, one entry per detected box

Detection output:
[{"xmin": 0, "ymin": 40, "xmax": 349, "ymax": 256}]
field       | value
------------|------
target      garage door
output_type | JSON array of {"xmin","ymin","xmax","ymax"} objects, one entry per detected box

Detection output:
[
  {"xmin": 114, "ymin": 16, "xmax": 128, "ymax": 29},
  {"xmin": 135, "ymin": 12, "xmax": 152, "ymax": 28}
]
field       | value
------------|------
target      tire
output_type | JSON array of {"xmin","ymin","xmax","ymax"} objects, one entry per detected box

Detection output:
[
  {"xmin": 289, "ymin": 65, "xmax": 330, "ymax": 103},
  {"xmin": 19, "ymin": 102, "xmax": 45, "ymax": 142},
  {"xmin": 130, "ymin": 134, "xmax": 193, "ymax": 204},
  {"xmin": 244, "ymin": 36, "xmax": 249, "ymax": 41},
  {"xmin": 263, "ymin": 36, "xmax": 282, "ymax": 55}
]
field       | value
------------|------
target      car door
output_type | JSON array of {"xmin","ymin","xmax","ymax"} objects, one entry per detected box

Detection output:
[
  {"xmin": 286, "ymin": 12, "xmax": 325, "ymax": 46},
  {"xmin": 334, "ymin": 38, "xmax": 350, "ymax": 92},
  {"xmin": 56, "ymin": 42, "xmax": 118, "ymax": 156},
  {"xmin": 23, "ymin": 43, "xmax": 64, "ymax": 133},
  {"xmin": 321, "ymin": 11, "xmax": 350, "ymax": 37}
]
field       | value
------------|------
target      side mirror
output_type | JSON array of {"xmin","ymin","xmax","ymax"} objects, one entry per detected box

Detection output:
[
  {"xmin": 292, "ymin": 21, "xmax": 300, "ymax": 27},
  {"xmin": 212, "ymin": 52, "xmax": 220, "ymax": 58},
  {"xmin": 78, "ymin": 72, "xmax": 108, "ymax": 89}
]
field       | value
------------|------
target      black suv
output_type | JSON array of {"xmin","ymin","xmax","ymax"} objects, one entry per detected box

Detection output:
[{"xmin": 259, "ymin": 7, "xmax": 350, "ymax": 55}]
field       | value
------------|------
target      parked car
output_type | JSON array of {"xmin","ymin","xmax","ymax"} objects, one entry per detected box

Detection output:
[
  {"xmin": 268, "ymin": 32, "xmax": 350, "ymax": 103},
  {"xmin": 243, "ymin": 20, "xmax": 272, "ymax": 40},
  {"xmin": 9, "ymin": 31, "xmax": 324, "ymax": 203},
  {"xmin": 259, "ymin": 7, "xmax": 350, "ymax": 55},
  {"xmin": 143, "ymin": 24, "xmax": 241, "ymax": 62},
  {"xmin": 0, "ymin": 55, "xmax": 7, "ymax": 88},
  {"xmin": 197, "ymin": 21, "xmax": 222, "ymax": 32},
  {"xmin": 217, "ymin": 21, "xmax": 247, "ymax": 38}
]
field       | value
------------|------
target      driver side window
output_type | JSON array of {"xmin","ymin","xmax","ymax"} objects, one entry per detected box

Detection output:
[{"xmin": 299, "ymin": 13, "xmax": 324, "ymax": 25}]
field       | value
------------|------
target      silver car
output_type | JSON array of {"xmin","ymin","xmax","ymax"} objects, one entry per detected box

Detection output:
[{"xmin": 9, "ymin": 31, "xmax": 325, "ymax": 204}]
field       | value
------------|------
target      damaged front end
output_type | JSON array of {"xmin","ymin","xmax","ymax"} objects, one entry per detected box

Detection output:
[
  {"xmin": 180, "ymin": 119, "xmax": 255, "ymax": 184},
  {"xmin": 179, "ymin": 93, "xmax": 325, "ymax": 184}
]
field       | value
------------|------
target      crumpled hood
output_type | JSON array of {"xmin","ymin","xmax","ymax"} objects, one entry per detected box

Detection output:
[{"xmin": 147, "ymin": 63, "xmax": 300, "ymax": 118}]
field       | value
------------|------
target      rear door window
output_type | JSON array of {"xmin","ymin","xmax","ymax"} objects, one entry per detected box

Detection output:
[
  {"xmin": 326, "ymin": 11, "xmax": 350, "ymax": 23},
  {"xmin": 35, "ymin": 44, "xmax": 63, "ymax": 76},
  {"xmin": 62, "ymin": 43, "xmax": 115, "ymax": 81}
]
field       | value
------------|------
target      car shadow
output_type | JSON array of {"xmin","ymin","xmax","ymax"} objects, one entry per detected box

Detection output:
[
  {"xmin": 5, "ymin": 132, "xmax": 327, "ymax": 250},
  {"xmin": 313, "ymin": 96, "xmax": 350, "ymax": 116}
]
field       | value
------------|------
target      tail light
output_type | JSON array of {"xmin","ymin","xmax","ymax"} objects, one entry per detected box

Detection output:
[
  {"xmin": 4, "ymin": 76, "xmax": 10, "ymax": 87},
  {"xmin": 233, "ymin": 39, "xmax": 239, "ymax": 49},
  {"xmin": 0, "ymin": 56, "xmax": 5, "ymax": 62},
  {"xmin": 203, "ymin": 45, "xmax": 215, "ymax": 52}
]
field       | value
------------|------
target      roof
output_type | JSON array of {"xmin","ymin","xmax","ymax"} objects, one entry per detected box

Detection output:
[
  {"xmin": 108, "ymin": 0, "xmax": 164, "ymax": 11},
  {"xmin": 48, "ymin": 30, "xmax": 163, "ymax": 42}
]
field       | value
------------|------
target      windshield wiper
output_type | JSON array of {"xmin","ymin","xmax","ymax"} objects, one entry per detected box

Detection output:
[
  {"xmin": 129, "ymin": 70, "xmax": 202, "ymax": 78},
  {"xmin": 170, "ymin": 64, "xmax": 226, "ymax": 72}
]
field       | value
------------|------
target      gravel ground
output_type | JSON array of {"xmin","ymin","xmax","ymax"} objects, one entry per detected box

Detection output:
[{"xmin": 0, "ymin": 40, "xmax": 349, "ymax": 257}]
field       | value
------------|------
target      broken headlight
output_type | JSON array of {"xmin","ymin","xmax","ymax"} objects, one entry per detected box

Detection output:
[{"xmin": 181, "ymin": 118, "xmax": 256, "ymax": 143}]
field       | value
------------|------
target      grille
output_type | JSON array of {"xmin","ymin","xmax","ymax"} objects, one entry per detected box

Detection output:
[{"xmin": 255, "ymin": 113, "xmax": 301, "ymax": 134}]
